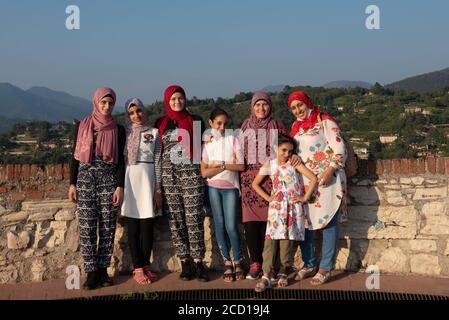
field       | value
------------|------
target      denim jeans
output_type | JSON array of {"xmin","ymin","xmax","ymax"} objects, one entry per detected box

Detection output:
[
  {"xmin": 208, "ymin": 186, "xmax": 242, "ymax": 262},
  {"xmin": 299, "ymin": 211, "xmax": 339, "ymax": 271}
]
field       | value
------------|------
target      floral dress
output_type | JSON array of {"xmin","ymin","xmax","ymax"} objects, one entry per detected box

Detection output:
[
  {"xmin": 293, "ymin": 118, "xmax": 347, "ymax": 230},
  {"xmin": 264, "ymin": 160, "xmax": 305, "ymax": 241}
]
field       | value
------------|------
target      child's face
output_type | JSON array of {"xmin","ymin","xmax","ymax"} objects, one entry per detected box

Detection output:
[
  {"xmin": 128, "ymin": 105, "xmax": 145, "ymax": 125},
  {"xmin": 98, "ymin": 96, "xmax": 115, "ymax": 116},
  {"xmin": 290, "ymin": 100, "xmax": 309, "ymax": 120},
  {"xmin": 208, "ymin": 114, "xmax": 228, "ymax": 134},
  {"xmin": 169, "ymin": 92, "xmax": 185, "ymax": 112},
  {"xmin": 277, "ymin": 142, "xmax": 294, "ymax": 162}
]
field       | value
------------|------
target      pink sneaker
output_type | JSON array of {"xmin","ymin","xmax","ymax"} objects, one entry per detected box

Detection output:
[
  {"xmin": 246, "ymin": 262, "xmax": 262, "ymax": 280},
  {"xmin": 143, "ymin": 265, "xmax": 159, "ymax": 281}
]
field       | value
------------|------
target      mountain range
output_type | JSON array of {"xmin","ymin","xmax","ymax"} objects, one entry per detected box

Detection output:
[
  {"xmin": 386, "ymin": 67, "xmax": 449, "ymax": 93},
  {"xmin": 1, "ymin": 67, "xmax": 448, "ymax": 132}
]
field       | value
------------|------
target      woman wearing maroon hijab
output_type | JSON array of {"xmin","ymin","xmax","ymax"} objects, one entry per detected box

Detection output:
[
  {"xmin": 68, "ymin": 87, "xmax": 126, "ymax": 290},
  {"xmin": 155, "ymin": 85, "xmax": 209, "ymax": 282},
  {"xmin": 239, "ymin": 92, "xmax": 291, "ymax": 280}
]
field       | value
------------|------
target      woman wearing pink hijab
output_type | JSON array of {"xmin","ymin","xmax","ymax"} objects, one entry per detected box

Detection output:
[{"xmin": 68, "ymin": 87, "xmax": 126, "ymax": 290}]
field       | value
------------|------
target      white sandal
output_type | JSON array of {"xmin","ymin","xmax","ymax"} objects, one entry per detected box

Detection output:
[
  {"xmin": 295, "ymin": 267, "xmax": 316, "ymax": 281},
  {"xmin": 310, "ymin": 271, "xmax": 331, "ymax": 286},
  {"xmin": 255, "ymin": 276, "xmax": 272, "ymax": 292}
]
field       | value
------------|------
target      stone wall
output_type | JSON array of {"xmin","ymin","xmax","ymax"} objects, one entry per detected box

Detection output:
[{"xmin": 1, "ymin": 158, "xmax": 449, "ymax": 284}]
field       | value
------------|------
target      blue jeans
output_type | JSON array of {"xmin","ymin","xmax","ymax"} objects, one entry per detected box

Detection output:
[
  {"xmin": 208, "ymin": 186, "xmax": 242, "ymax": 262},
  {"xmin": 300, "ymin": 211, "xmax": 339, "ymax": 271}
]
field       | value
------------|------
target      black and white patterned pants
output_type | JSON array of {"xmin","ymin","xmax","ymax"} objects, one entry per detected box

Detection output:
[
  {"xmin": 76, "ymin": 160, "xmax": 118, "ymax": 273},
  {"xmin": 162, "ymin": 158, "xmax": 205, "ymax": 260}
]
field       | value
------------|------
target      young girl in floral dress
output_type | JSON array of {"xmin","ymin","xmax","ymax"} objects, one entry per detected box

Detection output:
[{"xmin": 252, "ymin": 134, "xmax": 317, "ymax": 292}]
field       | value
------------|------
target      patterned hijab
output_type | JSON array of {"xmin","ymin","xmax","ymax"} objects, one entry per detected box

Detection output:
[{"xmin": 124, "ymin": 98, "xmax": 152, "ymax": 165}]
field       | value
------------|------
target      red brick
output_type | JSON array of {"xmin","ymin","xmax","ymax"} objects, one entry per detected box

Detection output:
[
  {"xmin": 22, "ymin": 164, "xmax": 30, "ymax": 181},
  {"xmin": 437, "ymin": 157, "xmax": 445, "ymax": 174},
  {"xmin": 0, "ymin": 165, "xmax": 5, "ymax": 181},
  {"xmin": 401, "ymin": 159, "xmax": 409, "ymax": 174},
  {"xmin": 14, "ymin": 165, "xmax": 21, "ymax": 180},
  {"xmin": 446, "ymin": 157, "xmax": 449, "ymax": 174},
  {"xmin": 410, "ymin": 159, "xmax": 417, "ymax": 174},
  {"xmin": 417, "ymin": 158, "xmax": 426, "ymax": 174},
  {"xmin": 55, "ymin": 164, "xmax": 63, "ymax": 180},
  {"xmin": 46, "ymin": 190, "xmax": 65, "ymax": 199},
  {"xmin": 6, "ymin": 164, "xmax": 14, "ymax": 181},
  {"xmin": 427, "ymin": 156, "xmax": 436, "ymax": 174},
  {"xmin": 30, "ymin": 164, "xmax": 39, "ymax": 180},
  {"xmin": 22, "ymin": 184, "xmax": 39, "ymax": 192},
  {"xmin": 42, "ymin": 183, "xmax": 54, "ymax": 192},
  {"xmin": 393, "ymin": 159, "xmax": 401, "ymax": 174},
  {"xmin": 46, "ymin": 165, "xmax": 55, "ymax": 179},
  {"xmin": 376, "ymin": 160, "xmax": 384, "ymax": 176},
  {"xmin": 63, "ymin": 163, "xmax": 71, "ymax": 181},
  {"xmin": 385, "ymin": 160, "xmax": 392, "ymax": 175},
  {"xmin": 10, "ymin": 192, "xmax": 26, "ymax": 201},
  {"xmin": 0, "ymin": 184, "xmax": 15, "ymax": 193},
  {"xmin": 26, "ymin": 191, "xmax": 44, "ymax": 200},
  {"xmin": 368, "ymin": 160, "xmax": 376, "ymax": 176}
]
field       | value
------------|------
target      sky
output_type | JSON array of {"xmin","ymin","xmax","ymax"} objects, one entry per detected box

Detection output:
[{"xmin": 1, "ymin": 0, "xmax": 449, "ymax": 106}]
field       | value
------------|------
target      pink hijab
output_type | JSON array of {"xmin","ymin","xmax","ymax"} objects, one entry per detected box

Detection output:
[{"xmin": 74, "ymin": 87, "xmax": 118, "ymax": 164}]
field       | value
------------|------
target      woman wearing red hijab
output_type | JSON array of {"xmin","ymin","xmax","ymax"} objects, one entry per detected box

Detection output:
[
  {"xmin": 287, "ymin": 91, "xmax": 347, "ymax": 285},
  {"xmin": 68, "ymin": 87, "xmax": 126, "ymax": 290},
  {"xmin": 155, "ymin": 85, "xmax": 209, "ymax": 282}
]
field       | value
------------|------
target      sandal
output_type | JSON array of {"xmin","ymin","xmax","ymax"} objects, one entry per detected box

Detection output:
[
  {"xmin": 143, "ymin": 265, "xmax": 159, "ymax": 282},
  {"xmin": 277, "ymin": 273, "xmax": 289, "ymax": 288},
  {"xmin": 133, "ymin": 268, "xmax": 151, "ymax": 285},
  {"xmin": 255, "ymin": 276, "xmax": 272, "ymax": 293},
  {"xmin": 234, "ymin": 262, "xmax": 245, "ymax": 281},
  {"xmin": 295, "ymin": 266, "xmax": 316, "ymax": 281},
  {"xmin": 310, "ymin": 271, "xmax": 331, "ymax": 286},
  {"xmin": 223, "ymin": 262, "xmax": 235, "ymax": 283}
]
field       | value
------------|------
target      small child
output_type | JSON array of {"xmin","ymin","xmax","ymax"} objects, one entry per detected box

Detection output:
[
  {"xmin": 252, "ymin": 133, "xmax": 317, "ymax": 292},
  {"xmin": 201, "ymin": 108, "xmax": 245, "ymax": 282},
  {"xmin": 121, "ymin": 98, "xmax": 162, "ymax": 285}
]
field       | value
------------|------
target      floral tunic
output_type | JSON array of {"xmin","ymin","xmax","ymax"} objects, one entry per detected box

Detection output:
[
  {"xmin": 293, "ymin": 118, "xmax": 347, "ymax": 230},
  {"xmin": 264, "ymin": 160, "xmax": 305, "ymax": 241}
]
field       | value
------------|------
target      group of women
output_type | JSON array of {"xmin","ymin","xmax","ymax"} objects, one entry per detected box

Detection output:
[{"xmin": 68, "ymin": 85, "xmax": 347, "ymax": 291}]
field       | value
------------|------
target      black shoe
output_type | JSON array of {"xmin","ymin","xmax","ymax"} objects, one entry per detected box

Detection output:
[
  {"xmin": 83, "ymin": 271, "xmax": 100, "ymax": 290},
  {"xmin": 98, "ymin": 268, "xmax": 113, "ymax": 287},
  {"xmin": 180, "ymin": 259, "xmax": 193, "ymax": 281},
  {"xmin": 194, "ymin": 261, "xmax": 209, "ymax": 282}
]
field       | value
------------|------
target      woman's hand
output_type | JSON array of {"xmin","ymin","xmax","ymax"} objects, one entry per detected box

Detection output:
[
  {"xmin": 112, "ymin": 187, "xmax": 124, "ymax": 207},
  {"xmin": 319, "ymin": 167, "xmax": 335, "ymax": 187},
  {"xmin": 154, "ymin": 191, "xmax": 162, "ymax": 211},
  {"xmin": 68, "ymin": 185, "xmax": 77, "ymax": 203},
  {"xmin": 291, "ymin": 195, "xmax": 307, "ymax": 204},
  {"xmin": 290, "ymin": 154, "xmax": 301, "ymax": 167}
]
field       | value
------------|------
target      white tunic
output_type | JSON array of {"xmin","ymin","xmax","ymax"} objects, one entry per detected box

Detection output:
[
  {"xmin": 121, "ymin": 128, "xmax": 161, "ymax": 219},
  {"xmin": 293, "ymin": 118, "xmax": 347, "ymax": 230}
]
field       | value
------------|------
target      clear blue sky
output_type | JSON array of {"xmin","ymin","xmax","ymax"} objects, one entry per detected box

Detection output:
[{"xmin": 1, "ymin": 0, "xmax": 448, "ymax": 105}]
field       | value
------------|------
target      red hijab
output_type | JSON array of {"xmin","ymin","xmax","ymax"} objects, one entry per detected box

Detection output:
[
  {"xmin": 288, "ymin": 91, "xmax": 337, "ymax": 137},
  {"xmin": 74, "ymin": 87, "xmax": 118, "ymax": 164},
  {"xmin": 157, "ymin": 85, "xmax": 195, "ymax": 158}
]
